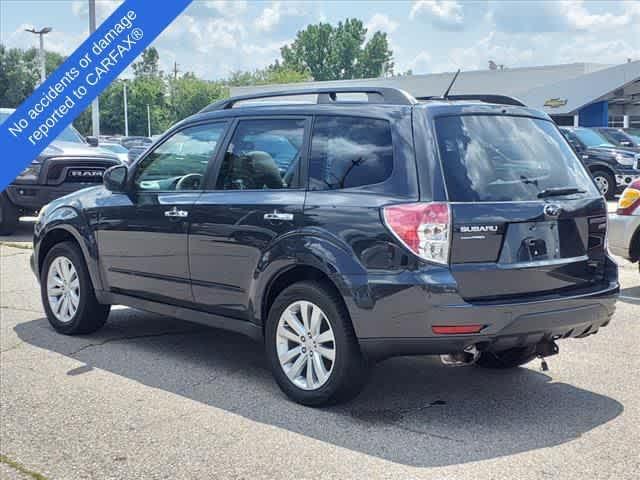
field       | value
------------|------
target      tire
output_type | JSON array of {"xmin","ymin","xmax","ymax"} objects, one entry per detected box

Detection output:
[
  {"xmin": 265, "ymin": 281, "xmax": 369, "ymax": 406},
  {"xmin": 591, "ymin": 169, "xmax": 616, "ymax": 200},
  {"xmin": 476, "ymin": 346, "xmax": 538, "ymax": 369},
  {"xmin": 0, "ymin": 193, "xmax": 19, "ymax": 236},
  {"xmin": 40, "ymin": 241, "xmax": 110, "ymax": 335}
]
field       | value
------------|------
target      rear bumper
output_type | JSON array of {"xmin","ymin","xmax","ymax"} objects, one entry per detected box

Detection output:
[
  {"xmin": 607, "ymin": 213, "xmax": 640, "ymax": 261},
  {"xmin": 4, "ymin": 183, "xmax": 95, "ymax": 212},
  {"xmin": 342, "ymin": 258, "xmax": 619, "ymax": 359}
]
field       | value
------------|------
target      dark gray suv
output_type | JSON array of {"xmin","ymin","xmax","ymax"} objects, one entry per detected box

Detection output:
[{"xmin": 31, "ymin": 88, "xmax": 619, "ymax": 406}]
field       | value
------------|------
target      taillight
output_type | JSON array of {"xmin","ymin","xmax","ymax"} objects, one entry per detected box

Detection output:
[
  {"xmin": 382, "ymin": 202, "xmax": 451, "ymax": 265},
  {"xmin": 616, "ymin": 182, "xmax": 640, "ymax": 215}
]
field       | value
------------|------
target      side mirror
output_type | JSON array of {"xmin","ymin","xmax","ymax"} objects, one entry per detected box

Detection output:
[
  {"xmin": 620, "ymin": 141, "xmax": 631, "ymax": 147},
  {"xmin": 86, "ymin": 136, "xmax": 99, "ymax": 147},
  {"xmin": 103, "ymin": 165, "xmax": 128, "ymax": 192}
]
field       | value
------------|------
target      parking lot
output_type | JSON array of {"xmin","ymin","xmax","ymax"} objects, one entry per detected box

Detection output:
[{"xmin": 1, "ymin": 217, "xmax": 638, "ymax": 480}]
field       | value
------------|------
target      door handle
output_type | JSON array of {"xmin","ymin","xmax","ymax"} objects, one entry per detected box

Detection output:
[
  {"xmin": 164, "ymin": 207, "xmax": 188, "ymax": 218},
  {"xmin": 264, "ymin": 211, "xmax": 294, "ymax": 221}
]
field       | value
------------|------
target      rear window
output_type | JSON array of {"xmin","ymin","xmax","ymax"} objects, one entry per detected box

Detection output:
[
  {"xmin": 435, "ymin": 115, "xmax": 598, "ymax": 202},
  {"xmin": 309, "ymin": 116, "xmax": 393, "ymax": 190}
]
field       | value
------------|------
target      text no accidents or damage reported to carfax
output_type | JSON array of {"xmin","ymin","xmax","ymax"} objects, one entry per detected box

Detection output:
[{"xmin": 6, "ymin": 10, "xmax": 143, "ymax": 146}]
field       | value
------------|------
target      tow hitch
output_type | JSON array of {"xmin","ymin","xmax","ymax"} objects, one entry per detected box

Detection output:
[
  {"xmin": 440, "ymin": 345, "xmax": 480, "ymax": 366},
  {"xmin": 536, "ymin": 340, "xmax": 559, "ymax": 371}
]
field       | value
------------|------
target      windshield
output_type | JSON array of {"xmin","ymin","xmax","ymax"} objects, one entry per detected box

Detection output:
[
  {"xmin": 573, "ymin": 128, "xmax": 613, "ymax": 148},
  {"xmin": 0, "ymin": 109, "xmax": 85, "ymax": 143},
  {"xmin": 101, "ymin": 143, "xmax": 128, "ymax": 153},
  {"xmin": 435, "ymin": 115, "xmax": 598, "ymax": 202},
  {"xmin": 599, "ymin": 129, "xmax": 637, "ymax": 146}
]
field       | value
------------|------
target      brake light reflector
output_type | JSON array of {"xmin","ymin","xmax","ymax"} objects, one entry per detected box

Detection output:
[
  {"xmin": 616, "ymin": 184, "xmax": 640, "ymax": 215},
  {"xmin": 383, "ymin": 202, "xmax": 451, "ymax": 265},
  {"xmin": 432, "ymin": 325, "xmax": 483, "ymax": 335}
]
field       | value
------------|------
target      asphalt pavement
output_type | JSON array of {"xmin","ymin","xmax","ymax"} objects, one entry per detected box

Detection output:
[{"xmin": 1, "ymin": 218, "xmax": 639, "ymax": 480}]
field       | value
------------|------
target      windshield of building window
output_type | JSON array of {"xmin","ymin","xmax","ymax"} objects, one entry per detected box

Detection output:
[{"xmin": 435, "ymin": 115, "xmax": 598, "ymax": 202}]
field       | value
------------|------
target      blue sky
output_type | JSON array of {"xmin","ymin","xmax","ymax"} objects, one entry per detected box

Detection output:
[{"xmin": 2, "ymin": 0, "xmax": 639, "ymax": 80}]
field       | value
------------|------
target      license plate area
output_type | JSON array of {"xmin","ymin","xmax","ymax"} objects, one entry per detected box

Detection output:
[{"xmin": 499, "ymin": 220, "xmax": 586, "ymax": 264}]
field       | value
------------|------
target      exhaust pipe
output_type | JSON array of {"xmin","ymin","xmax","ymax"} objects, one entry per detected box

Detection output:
[{"xmin": 440, "ymin": 345, "xmax": 480, "ymax": 366}]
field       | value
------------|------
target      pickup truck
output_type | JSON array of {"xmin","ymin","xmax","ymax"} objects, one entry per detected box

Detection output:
[{"xmin": 0, "ymin": 108, "xmax": 120, "ymax": 235}]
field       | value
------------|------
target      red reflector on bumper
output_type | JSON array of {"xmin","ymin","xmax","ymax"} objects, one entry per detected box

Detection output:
[{"xmin": 432, "ymin": 325, "xmax": 483, "ymax": 335}]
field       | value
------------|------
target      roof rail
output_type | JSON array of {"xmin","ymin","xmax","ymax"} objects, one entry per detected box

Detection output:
[
  {"xmin": 416, "ymin": 94, "xmax": 526, "ymax": 107},
  {"xmin": 200, "ymin": 86, "xmax": 417, "ymax": 112}
]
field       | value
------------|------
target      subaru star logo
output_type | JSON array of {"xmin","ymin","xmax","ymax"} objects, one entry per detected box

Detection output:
[{"xmin": 544, "ymin": 204, "xmax": 562, "ymax": 217}]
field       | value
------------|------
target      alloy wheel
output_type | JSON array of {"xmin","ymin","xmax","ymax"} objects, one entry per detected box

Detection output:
[
  {"xmin": 47, "ymin": 256, "xmax": 80, "ymax": 323},
  {"xmin": 276, "ymin": 300, "xmax": 336, "ymax": 391},
  {"xmin": 594, "ymin": 175, "xmax": 609, "ymax": 195}
]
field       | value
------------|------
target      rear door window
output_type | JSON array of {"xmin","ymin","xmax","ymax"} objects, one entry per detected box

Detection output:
[
  {"xmin": 309, "ymin": 116, "xmax": 393, "ymax": 190},
  {"xmin": 434, "ymin": 115, "xmax": 598, "ymax": 202},
  {"xmin": 215, "ymin": 118, "xmax": 306, "ymax": 190}
]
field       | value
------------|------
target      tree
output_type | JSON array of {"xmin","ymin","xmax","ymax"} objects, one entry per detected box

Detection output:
[
  {"xmin": 132, "ymin": 47, "xmax": 161, "ymax": 77},
  {"xmin": 169, "ymin": 73, "xmax": 228, "ymax": 122},
  {"xmin": 226, "ymin": 62, "xmax": 311, "ymax": 87},
  {"xmin": 0, "ymin": 45, "xmax": 65, "ymax": 107},
  {"xmin": 280, "ymin": 19, "xmax": 394, "ymax": 81}
]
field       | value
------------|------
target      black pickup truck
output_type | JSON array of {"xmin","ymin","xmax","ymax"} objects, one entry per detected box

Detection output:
[
  {"xmin": 560, "ymin": 127, "xmax": 640, "ymax": 199},
  {"xmin": 0, "ymin": 108, "xmax": 120, "ymax": 235}
]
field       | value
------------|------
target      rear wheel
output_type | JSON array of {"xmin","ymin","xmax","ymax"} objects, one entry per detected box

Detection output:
[
  {"xmin": 265, "ymin": 281, "xmax": 368, "ymax": 406},
  {"xmin": 476, "ymin": 346, "xmax": 537, "ymax": 369},
  {"xmin": 591, "ymin": 169, "xmax": 615, "ymax": 200},
  {"xmin": 0, "ymin": 193, "xmax": 19, "ymax": 235},
  {"xmin": 41, "ymin": 241, "xmax": 110, "ymax": 335}
]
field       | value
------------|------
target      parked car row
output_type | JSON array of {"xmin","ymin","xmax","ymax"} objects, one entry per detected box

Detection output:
[{"xmin": 560, "ymin": 126, "xmax": 640, "ymax": 199}]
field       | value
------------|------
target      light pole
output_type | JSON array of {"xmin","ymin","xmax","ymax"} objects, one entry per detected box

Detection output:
[
  {"xmin": 88, "ymin": 0, "xmax": 100, "ymax": 137},
  {"xmin": 123, "ymin": 81, "xmax": 129, "ymax": 137},
  {"xmin": 147, "ymin": 104, "xmax": 151, "ymax": 137},
  {"xmin": 25, "ymin": 27, "xmax": 52, "ymax": 85}
]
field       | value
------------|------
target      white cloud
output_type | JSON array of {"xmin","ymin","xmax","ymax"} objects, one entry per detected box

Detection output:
[
  {"xmin": 254, "ymin": 1, "xmax": 308, "ymax": 32},
  {"xmin": 205, "ymin": 0, "xmax": 248, "ymax": 16},
  {"xmin": 561, "ymin": 0, "xmax": 634, "ymax": 31},
  {"xmin": 71, "ymin": 0, "xmax": 123, "ymax": 24},
  {"xmin": 442, "ymin": 31, "xmax": 535, "ymax": 71},
  {"xmin": 410, "ymin": 0, "xmax": 464, "ymax": 29},
  {"xmin": 8, "ymin": 23, "xmax": 86, "ymax": 56},
  {"xmin": 366, "ymin": 13, "xmax": 398, "ymax": 35},
  {"xmin": 405, "ymin": 51, "xmax": 432, "ymax": 74}
]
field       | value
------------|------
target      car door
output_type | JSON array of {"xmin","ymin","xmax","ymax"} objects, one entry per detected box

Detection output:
[
  {"xmin": 189, "ymin": 116, "xmax": 309, "ymax": 320},
  {"xmin": 95, "ymin": 121, "xmax": 228, "ymax": 305}
]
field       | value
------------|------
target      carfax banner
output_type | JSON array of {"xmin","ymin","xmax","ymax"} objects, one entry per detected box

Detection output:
[{"xmin": 0, "ymin": 0, "xmax": 193, "ymax": 191}]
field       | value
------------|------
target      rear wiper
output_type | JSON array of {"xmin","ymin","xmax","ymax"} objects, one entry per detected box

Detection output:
[{"xmin": 537, "ymin": 187, "xmax": 586, "ymax": 198}]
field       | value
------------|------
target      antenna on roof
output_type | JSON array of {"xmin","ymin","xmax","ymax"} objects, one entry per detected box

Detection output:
[{"xmin": 442, "ymin": 69, "xmax": 461, "ymax": 99}]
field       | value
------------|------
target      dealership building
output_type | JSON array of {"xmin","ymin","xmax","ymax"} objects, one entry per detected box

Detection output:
[{"xmin": 231, "ymin": 61, "xmax": 640, "ymax": 128}]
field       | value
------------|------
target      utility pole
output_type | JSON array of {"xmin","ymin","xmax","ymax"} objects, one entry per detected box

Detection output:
[
  {"xmin": 25, "ymin": 27, "xmax": 52, "ymax": 86},
  {"xmin": 147, "ymin": 104, "xmax": 151, "ymax": 137},
  {"xmin": 89, "ymin": 0, "xmax": 100, "ymax": 137},
  {"xmin": 123, "ymin": 81, "xmax": 129, "ymax": 137},
  {"xmin": 172, "ymin": 61, "xmax": 180, "ymax": 80}
]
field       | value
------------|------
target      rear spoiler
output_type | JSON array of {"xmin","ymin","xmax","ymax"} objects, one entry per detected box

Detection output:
[{"xmin": 416, "ymin": 94, "xmax": 526, "ymax": 107}]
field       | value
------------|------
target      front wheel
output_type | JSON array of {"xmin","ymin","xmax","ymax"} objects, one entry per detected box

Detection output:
[
  {"xmin": 476, "ymin": 346, "xmax": 538, "ymax": 369},
  {"xmin": 41, "ymin": 241, "xmax": 110, "ymax": 335},
  {"xmin": 265, "ymin": 281, "xmax": 369, "ymax": 406},
  {"xmin": 591, "ymin": 169, "xmax": 616, "ymax": 200}
]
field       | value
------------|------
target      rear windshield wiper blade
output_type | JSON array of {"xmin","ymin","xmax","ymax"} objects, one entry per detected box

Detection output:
[{"xmin": 537, "ymin": 187, "xmax": 586, "ymax": 198}]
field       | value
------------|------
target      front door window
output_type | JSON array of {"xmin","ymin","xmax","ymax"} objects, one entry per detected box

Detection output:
[{"xmin": 135, "ymin": 123, "xmax": 226, "ymax": 191}]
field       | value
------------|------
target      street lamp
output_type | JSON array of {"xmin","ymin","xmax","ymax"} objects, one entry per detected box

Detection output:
[{"xmin": 25, "ymin": 27, "xmax": 52, "ymax": 85}]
